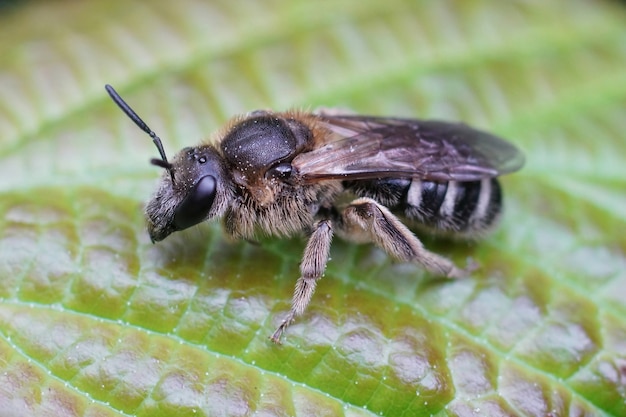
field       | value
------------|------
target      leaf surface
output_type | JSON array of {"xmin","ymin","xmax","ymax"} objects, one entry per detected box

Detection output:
[{"xmin": 1, "ymin": 1, "xmax": 625, "ymax": 416}]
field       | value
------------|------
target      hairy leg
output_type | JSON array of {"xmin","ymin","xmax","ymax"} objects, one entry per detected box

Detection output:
[
  {"xmin": 270, "ymin": 219, "xmax": 333, "ymax": 343},
  {"xmin": 270, "ymin": 198, "xmax": 473, "ymax": 343},
  {"xmin": 340, "ymin": 197, "xmax": 470, "ymax": 278}
]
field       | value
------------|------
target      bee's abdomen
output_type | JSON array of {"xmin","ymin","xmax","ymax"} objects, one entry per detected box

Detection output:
[
  {"xmin": 345, "ymin": 177, "xmax": 502, "ymax": 234},
  {"xmin": 403, "ymin": 178, "xmax": 502, "ymax": 234}
]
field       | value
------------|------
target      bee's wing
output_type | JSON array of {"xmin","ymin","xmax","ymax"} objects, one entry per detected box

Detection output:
[{"xmin": 293, "ymin": 115, "xmax": 525, "ymax": 183}]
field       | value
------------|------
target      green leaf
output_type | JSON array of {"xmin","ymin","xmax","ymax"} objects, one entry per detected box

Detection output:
[{"xmin": 1, "ymin": 1, "xmax": 625, "ymax": 416}]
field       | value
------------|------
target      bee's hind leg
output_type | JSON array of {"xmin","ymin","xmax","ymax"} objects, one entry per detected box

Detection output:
[
  {"xmin": 270, "ymin": 197, "xmax": 472, "ymax": 343},
  {"xmin": 340, "ymin": 197, "xmax": 471, "ymax": 278}
]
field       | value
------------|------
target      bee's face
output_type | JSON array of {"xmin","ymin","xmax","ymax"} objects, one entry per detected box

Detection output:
[{"xmin": 145, "ymin": 146, "xmax": 232, "ymax": 242}]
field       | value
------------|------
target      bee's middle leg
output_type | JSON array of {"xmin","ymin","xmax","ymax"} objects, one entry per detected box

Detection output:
[
  {"xmin": 270, "ymin": 219, "xmax": 333, "ymax": 343},
  {"xmin": 340, "ymin": 197, "xmax": 469, "ymax": 278}
]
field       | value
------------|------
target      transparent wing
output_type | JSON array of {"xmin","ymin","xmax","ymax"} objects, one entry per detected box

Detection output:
[{"xmin": 293, "ymin": 114, "xmax": 525, "ymax": 183}]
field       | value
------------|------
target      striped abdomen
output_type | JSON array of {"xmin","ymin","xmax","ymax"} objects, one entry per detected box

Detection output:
[{"xmin": 344, "ymin": 177, "xmax": 502, "ymax": 235}]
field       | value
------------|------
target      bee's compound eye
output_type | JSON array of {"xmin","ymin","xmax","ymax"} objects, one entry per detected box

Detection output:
[{"xmin": 173, "ymin": 175, "xmax": 217, "ymax": 231}]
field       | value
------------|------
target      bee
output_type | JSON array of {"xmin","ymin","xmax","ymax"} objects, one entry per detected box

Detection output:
[{"xmin": 105, "ymin": 84, "xmax": 524, "ymax": 343}]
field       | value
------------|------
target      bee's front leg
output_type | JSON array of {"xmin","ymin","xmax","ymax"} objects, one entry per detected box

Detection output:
[
  {"xmin": 270, "ymin": 219, "xmax": 333, "ymax": 344},
  {"xmin": 341, "ymin": 197, "xmax": 471, "ymax": 278}
]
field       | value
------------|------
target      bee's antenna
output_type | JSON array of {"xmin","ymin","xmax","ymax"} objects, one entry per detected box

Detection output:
[{"xmin": 105, "ymin": 84, "xmax": 175, "ymax": 182}]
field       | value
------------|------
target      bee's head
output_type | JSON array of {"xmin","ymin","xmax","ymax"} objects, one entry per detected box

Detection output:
[
  {"xmin": 145, "ymin": 146, "xmax": 232, "ymax": 242},
  {"xmin": 104, "ymin": 84, "xmax": 232, "ymax": 243}
]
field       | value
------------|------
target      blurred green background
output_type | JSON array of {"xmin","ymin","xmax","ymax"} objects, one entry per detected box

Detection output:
[{"xmin": 0, "ymin": 1, "xmax": 625, "ymax": 416}]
